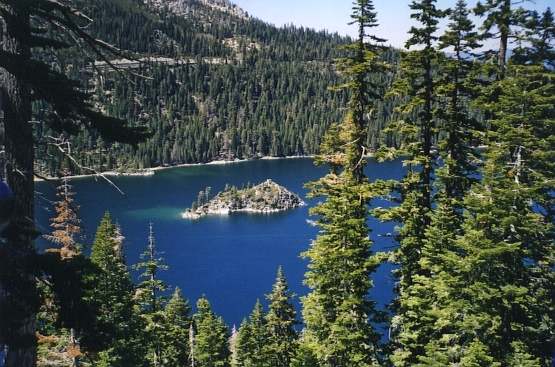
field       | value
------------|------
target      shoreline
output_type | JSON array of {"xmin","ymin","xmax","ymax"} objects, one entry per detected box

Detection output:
[
  {"xmin": 181, "ymin": 205, "xmax": 307, "ymax": 220},
  {"xmin": 34, "ymin": 155, "xmax": 314, "ymax": 182},
  {"xmin": 181, "ymin": 178, "xmax": 307, "ymax": 220}
]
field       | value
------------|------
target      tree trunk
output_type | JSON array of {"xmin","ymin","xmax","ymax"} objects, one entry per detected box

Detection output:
[
  {"xmin": 69, "ymin": 328, "xmax": 79, "ymax": 367},
  {"xmin": 498, "ymin": 28, "xmax": 508, "ymax": 77},
  {"xmin": 497, "ymin": 0, "xmax": 511, "ymax": 78},
  {"xmin": 422, "ymin": 49, "xmax": 433, "ymax": 214},
  {"xmin": 0, "ymin": 2, "xmax": 37, "ymax": 367}
]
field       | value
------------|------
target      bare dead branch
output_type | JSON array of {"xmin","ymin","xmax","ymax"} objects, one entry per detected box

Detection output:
[
  {"xmin": 45, "ymin": 135, "xmax": 126, "ymax": 195},
  {"xmin": 33, "ymin": 171, "xmax": 55, "ymax": 182}
]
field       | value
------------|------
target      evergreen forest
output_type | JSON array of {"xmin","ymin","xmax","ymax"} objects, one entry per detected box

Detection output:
[
  {"xmin": 0, "ymin": 0, "xmax": 553, "ymax": 366},
  {"xmin": 32, "ymin": 0, "xmax": 400, "ymax": 176}
]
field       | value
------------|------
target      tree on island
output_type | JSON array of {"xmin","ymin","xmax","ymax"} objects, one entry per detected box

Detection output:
[{"xmin": 193, "ymin": 187, "xmax": 213, "ymax": 210}]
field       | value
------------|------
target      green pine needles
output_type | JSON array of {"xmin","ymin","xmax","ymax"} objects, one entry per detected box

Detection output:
[
  {"xmin": 299, "ymin": 1, "xmax": 390, "ymax": 366},
  {"xmin": 6, "ymin": 0, "xmax": 554, "ymax": 366}
]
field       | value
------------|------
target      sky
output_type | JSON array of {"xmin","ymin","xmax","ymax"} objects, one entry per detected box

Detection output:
[{"xmin": 231, "ymin": 0, "xmax": 553, "ymax": 49}]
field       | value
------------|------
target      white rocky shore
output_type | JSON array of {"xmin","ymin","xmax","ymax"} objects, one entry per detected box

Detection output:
[{"xmin": 182, "ymin": 179, "xmax": 305, "ymax": 219}]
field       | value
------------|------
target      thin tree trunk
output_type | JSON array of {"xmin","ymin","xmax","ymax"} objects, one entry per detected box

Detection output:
[
  {"xmin": 498, "ymin": 28, "xmax": 508, "ymax": 77},
  {"xmin": 498, "ymin": 0, "xmax": 511, "ymax": 78},
  {"xmin": 70, "ymin": 328, "xmax": 79, "ymax": 367},
  {"xmin": 0, "ymin": 2, "xmax": 37, "ymax": 367},
  {"xmin": 422, "ymin": 50, "xmax": 433, "ymax": 214},
  {"xmin": 189, "ymin": 324, "xmax": 195, "ymax": 367}
]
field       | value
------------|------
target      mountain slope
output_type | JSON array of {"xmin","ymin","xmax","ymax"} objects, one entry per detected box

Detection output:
[{"xmin": 36, "ymin": 0, "xmax": 398, "ymax": 174}]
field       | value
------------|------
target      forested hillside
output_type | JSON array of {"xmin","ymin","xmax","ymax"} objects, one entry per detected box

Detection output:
[
  {"xmin": 35, "ymin": 0, "xmax": 398, "ymax": 175},
  {"xmin": 2, "ymin": 0, "xmax": 553, "ymax": 366}
]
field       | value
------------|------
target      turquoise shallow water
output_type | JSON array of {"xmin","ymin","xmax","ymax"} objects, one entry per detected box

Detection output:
[{"xmin": 35, "ymin": 158, "xmax": 405, "ymax": 328}]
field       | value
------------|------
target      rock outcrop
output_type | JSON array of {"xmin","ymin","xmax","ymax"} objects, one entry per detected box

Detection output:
[
  {"xmin": 146, "ymin": 0, "xmax": 248, "ymax": 19},
  {"xmin": 182, "ymin": 179, "xmax": 305, "ymax": 219}
]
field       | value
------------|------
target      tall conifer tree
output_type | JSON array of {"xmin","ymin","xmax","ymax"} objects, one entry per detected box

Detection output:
[
  {"xmin": 512, "ymin": 7, "xmax": 555, "ymax": 68},
  {"xmin": 42, "ymin": 177, "xmax": 84, "ymax": 367},
  {"xmin": 391, "ymin": 2, "xmax": 482, "ymax": 363},
  {"xmin": 160, "ymin": 288, "xmax": 192, "ymax": 367},
  {"xmin": 381, "ymin": 1, "xmax": 445, "ymax": 366},
  {"xmin": 192, "ymin": 297, "xmax": 230, "ymax": 367},
  {"xmin": 416, "ymin": 8, "xmax": 555, "ymax": 363},
  {"xmin": 134, "ymin": 223, "xmax": 168, "ymax": 367},
  {"xmin": 449, "ymin": 60, "xmax": 554, "ymax": 366},
  {"xmin": 300, "ymin": 1, "xmax": 388, "ymax": 365},
  {"xmin": 235, "ymin": 300, "xmax": 268, "ymax": 367},
  {"xmin": 436, "ymin": 0, "xmax": 481, "ymax": 203},
  {"xmin": 474, "ymin": 0, "xmax": 530, "ymax": 77},
  {"xmin": 0, "ymin": 1, "xmax": 150, "ymax": 362},
  {"xmin": 264, "ymin": 267, "xmax": 297, "ymax": 367},
  {"xmin": 44, "ymin": 177, "xmax": 81, "ymax": 259},
  {"xmin": 84, "ymin": 212, "xmax": 146, "ymax": 367}
]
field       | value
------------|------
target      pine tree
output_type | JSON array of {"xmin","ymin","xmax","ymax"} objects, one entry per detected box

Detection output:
[
  {"xmin": 229, "ymin": 325, "xmax": 239, "ymax": 367},
  {"xmin": 417, "ymin": 31, "xmax": 554, "ymax": 365},
  {"xmin": 387, "ymin": 2, "xmax": 482, "ymax": 364},
  {"xmin": 512, "ymin": 7, "xmax": 555, "ymax": 67},
  {"xmin": 235, "ymin": 300, "xmax": 268, "ymax": 367},
  {"xmin": 0, "ymin": 1, "xmax": 150, "ymax": 364},
  {"xmin": 44, "ymin": 177, "xmax": 81, "ymax": 259},
  {"xmin": 192, "ymin": 297, "xmax": 230, "ymax": 367},
  {"xmin": 380, "ymin": 0, "xmax": 444, "ymax": 293},
  {"xmin": 234, "ymin": 319, "xmax": 251, "ymax": 367},
  {"xmin": 264, "ymin": 267, "xmax": 297, "ymax": 367},
  {"xmin": 474, "ymin": 0, "xmax": 530, "ymax": 77},
  {"xmin": 458, "ymin": 60, "xmax": 554, "ymax": 365},
  {"xmin": 290, "ymin": 341, "xmax": 319, "ymax": 367},
  {"xmin": 436, "ymin": 0, "xmax": 481, "ymax": 202},
  {"xmin": 134, "ymin": 223, "xmax": 169, "ymax": 367},
  {"xmin": 83, "ymin": 212, "xmax": 146, "ymax": 367},
  {"xmin": 381, "ymin": 1, "xmax": 445, "ymax": 366},
  {"xmin": 42, "ymin": 177, "xmax": 84, "ymax": 366},
  {"xmin": 299, "ymin": 1, "xmax": 388, "ymax": 365},
  {"xmin": 160, "ymin": 288, "xmax": 192, "ymax": 367},
  {"xmin": 336, "ymin": 0, "xmax": 388, "ymax": 181}
]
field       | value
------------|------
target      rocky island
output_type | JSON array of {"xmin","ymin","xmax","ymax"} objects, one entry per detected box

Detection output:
[{"xmin": 182, "ymin": 179, "xmax": 305, "ymax": 219}]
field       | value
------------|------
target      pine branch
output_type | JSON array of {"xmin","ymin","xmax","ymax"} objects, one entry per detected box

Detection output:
[{"xmin": 45, "ymin": 135, "xmax": 126, "ymax": 195}]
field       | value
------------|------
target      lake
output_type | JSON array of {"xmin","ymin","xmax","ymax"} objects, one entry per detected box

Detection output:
[{"xmin": 35, "ymin": 157, "xmax": 404, "ymax": 329}]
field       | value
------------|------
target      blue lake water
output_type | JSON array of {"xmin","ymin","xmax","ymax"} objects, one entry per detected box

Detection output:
[{"xmin": 35, "ymin": 158, "xmax": 404, "ymax": 329}]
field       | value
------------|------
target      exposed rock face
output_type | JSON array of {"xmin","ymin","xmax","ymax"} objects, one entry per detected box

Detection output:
[
  {"xmin": 146, "ymin": 0, "xmax": 248, "ymax": 19},
  {"xmin": 182, "ymin": 179, "xmax": 305, "ymax": 219}
]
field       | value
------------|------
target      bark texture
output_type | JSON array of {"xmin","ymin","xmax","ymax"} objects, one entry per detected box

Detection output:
[{"xmin": 0, "ymin": 2, "xmax": 38, "ymax": 366}]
